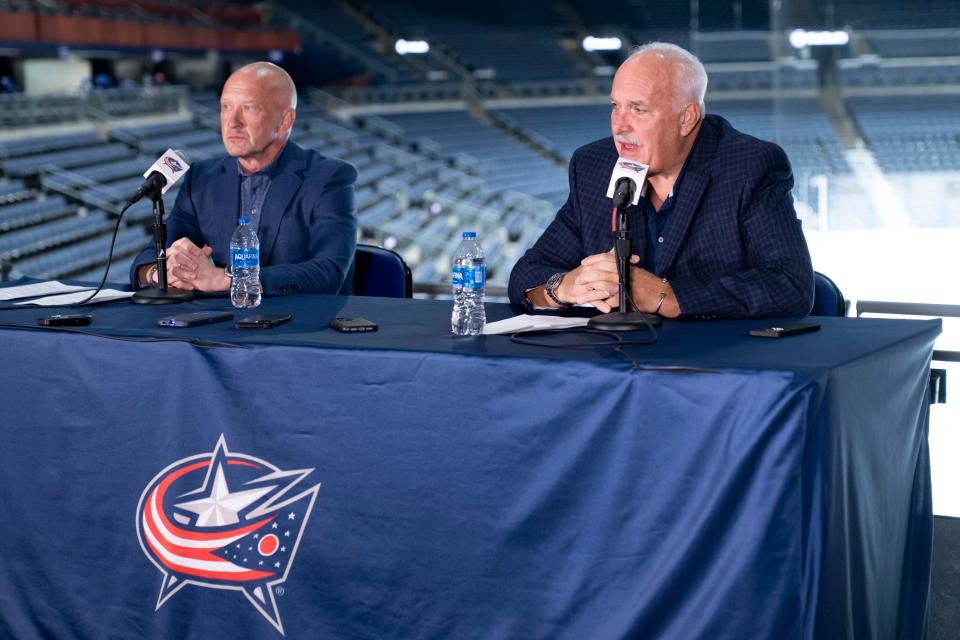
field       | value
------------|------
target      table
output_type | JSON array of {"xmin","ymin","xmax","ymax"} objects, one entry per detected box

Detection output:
[{"xmin": 0, "ymin": 292, "xmax": 941, "ymax": 639}]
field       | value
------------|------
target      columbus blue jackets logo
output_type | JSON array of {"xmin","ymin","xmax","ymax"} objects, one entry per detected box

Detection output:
[
  {"xmin": 162, "ymin": 155, "xmax": 185, "ymax": 173},
  {"xmin": 136, "ymin": 435, "xmax": 320, "ymax": 635}
]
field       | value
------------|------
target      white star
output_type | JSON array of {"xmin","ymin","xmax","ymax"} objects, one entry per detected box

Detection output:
[
  {"xmin": 287, "ymin": 512, "xmax": 296, "ymax": 520},
  {"xmin": 259, "ymin": 560, "xmax": 264, "ymax": 566},
  {"xmin": 284, "ymin": 531, "xmax": 290, "ymax": 537},
  {"xmin": 272, "ymin": 522, "xmax": 278, "ymax": 529},
  {"xmin": 254, "ymin": 534, "xmax": 259, "ymax": 538},
  {"xmin": 274, "ymin": 561, "xmax": 281, "ymax": 568},
  {"xmin": 175, "ymin": 463, "xmax": 274, "ymax": 527},
  {"xmin": 280, "ymin": 546, "xmax": 286, "ymax": 552}
]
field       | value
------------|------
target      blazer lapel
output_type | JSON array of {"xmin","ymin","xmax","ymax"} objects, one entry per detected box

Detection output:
[
  {"xmin": 257, "ymin": 143, "xmax": 304, "ymax": 264},
  {"xmin": 656, "ymin": 117, "xmax": 720, "ymax": 275},
  {"xmin": 656, "ymin": 169, "xmax": 709, "ymax": 275},
  {"xmin": 208, "ymin": 160, "xmax": 240, "ymax": 266}
]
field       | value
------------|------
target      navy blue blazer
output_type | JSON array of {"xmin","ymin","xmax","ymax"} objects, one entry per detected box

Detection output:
[
  {"xmin": 508, "ymin": 115, "xmax": 814, "ymax": 318},
  {"xmin": 130, "ymin": 142, "xmax": 357, "ymax": 296}
]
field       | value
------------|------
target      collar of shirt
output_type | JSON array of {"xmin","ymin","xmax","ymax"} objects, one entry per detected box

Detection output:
[
  {"xmin": 237, "ymin": 153, "xmax": 282, "ymax": 227},
  {"xmin": 639, "ymin": 165, "xmax": 687, "ymax": 274},
  {"xmin": 636, "ymin": 122, "xmax": 706, "ymax": 273}
]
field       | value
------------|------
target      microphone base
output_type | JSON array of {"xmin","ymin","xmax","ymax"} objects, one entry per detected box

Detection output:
[
  {"xmin": 587, "ymin": 311, "xmax": 661, "ymax": 332},
  {"xmin": 132, "ymin": 287, "xmax": 195, "ymax": 305}
]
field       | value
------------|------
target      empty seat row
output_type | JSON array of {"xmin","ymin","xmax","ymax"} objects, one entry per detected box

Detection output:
[
  {"xmin": 0, "ymin": 131, "xmax": 102, "ymax": 160},
  {"xmin": 0, "ymin": 211, "xmax": 114, "ymax": 261},
  {"xmin": 9, "ymin": 227, "xmax": 147, "ymax": 280},
  {"xmin": 0, "ymin": 196, "xmax": 76, "ymax": 233},
  {"xmin": 2, "ymin": 143, "xmax": 134, "ymax": 178}
]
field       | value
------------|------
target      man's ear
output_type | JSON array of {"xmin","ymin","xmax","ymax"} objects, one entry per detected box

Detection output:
[
  {"xmin": 679, "ymin": 103, "xmax": 701, "ymax": 136},
  {"xmin": 279, "ymin": 107, "xmax": 296, "ymax": 135}
]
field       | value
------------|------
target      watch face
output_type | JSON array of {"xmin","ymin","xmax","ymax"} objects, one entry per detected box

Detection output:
[{"xmin": 546, "ymin": 272, "xmax": 565, "ymax": 304}]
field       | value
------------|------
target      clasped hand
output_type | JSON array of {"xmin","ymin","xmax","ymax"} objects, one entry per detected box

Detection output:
[
  {"xmin": 556, "ymin": 249, "xmax": 670, "ymax": 315},
  {"xmin": 165, "ymin": 238, "xmax": 228, "ymax": 292}
]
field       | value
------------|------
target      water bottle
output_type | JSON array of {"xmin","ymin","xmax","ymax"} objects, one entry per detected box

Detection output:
[
  {"xmin": 230, "ymin": 217, "xmax": 261, "ymax": 308},
  {"xmin": 451, "ymin": 231, "xmax": 486, "ymax": 335}
]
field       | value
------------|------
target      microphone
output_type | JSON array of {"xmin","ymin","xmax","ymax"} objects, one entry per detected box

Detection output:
[
  {"xmin": 586, "ymin": 156, "xmax": 660, "ymax": 332},
  {"xmin": 612, "ymin": 177, "xmax": 636, "ymax": 213},
  {"xmin": 127, "ymin": 149, "xmax": 190, "ymax": 205},
  {"xmin": 605, "ymin": 157, "xmax": 648, "ymax": 207},
  {"xmin": 130, "ymin": 148, "xmax": 194, "ymax": 305}
]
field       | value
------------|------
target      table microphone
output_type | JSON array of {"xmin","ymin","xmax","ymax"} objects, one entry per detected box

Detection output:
[
  {"xmin": 127, "ymin": 149, "xmax": 190, "ymax": 205},
  {"xmin": 588, "ymin": 159, "xmax": 661, "ymax": 332},
  {"xmin": 131, "ymin": 149, "xmax": 194, "ymax": 305}
]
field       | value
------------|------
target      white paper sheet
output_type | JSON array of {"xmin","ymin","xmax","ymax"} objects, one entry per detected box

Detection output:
[
  {"xmin": 15, "ymin": 289, "xmax": 134, "ymax": 307},
  {"xmin": 483, "ymin": 314, "xmax": 590, "ymax": 335},
  {"xmin": 0, "ymin": 281, "xmax": 94, "ymax": 301}
]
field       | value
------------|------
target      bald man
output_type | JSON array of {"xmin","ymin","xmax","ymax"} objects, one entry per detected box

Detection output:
[
  {"xmin": 509, "ymin": 43, "xmax": 814, "ymax": 319},
  {"xmin": 131, "ymin": 62, "xmax": 357, "ymax": 296}
]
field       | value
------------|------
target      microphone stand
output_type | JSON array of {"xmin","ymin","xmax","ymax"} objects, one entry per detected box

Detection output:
[
  {"xmin": 587, "ymin": 187, "xmax": 661, "ymax": 332},
  {"xmin": 131, "ymin": 194, "xmax": 194, "ymax": 305}
]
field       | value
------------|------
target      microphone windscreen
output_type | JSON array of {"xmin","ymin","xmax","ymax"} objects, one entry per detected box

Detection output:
[
  {"xmin": 142, "ymin": 149, "xmax": 191, "ymax": 195},
  {"xmin": 606, "ymin": 157, "xmax": 648, "ymax": 206}
]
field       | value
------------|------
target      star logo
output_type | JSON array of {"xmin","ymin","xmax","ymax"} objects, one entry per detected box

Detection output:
[{"xmin": 136, "ymin": 435, "xmax": 320, "ymax": 635}]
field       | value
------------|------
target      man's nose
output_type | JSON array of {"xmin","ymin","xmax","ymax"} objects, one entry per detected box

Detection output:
[{"xmin": 611, "ymin": 111, "xmax": 629, "ymax": 134}]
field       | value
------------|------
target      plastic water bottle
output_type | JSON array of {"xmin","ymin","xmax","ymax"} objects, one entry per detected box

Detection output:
[
  {"xmin": 451, "ymin": 231, "xmax": 486, "ymax": 335},
  {"xmin": 230, "ymin": 217, "xmax": 261, "ymax": 308}
]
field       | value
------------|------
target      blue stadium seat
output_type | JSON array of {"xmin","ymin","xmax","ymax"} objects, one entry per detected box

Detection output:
[
  {"xmin": 350, "ymin": 244, "xmax": 412, "ymax": 298},
  {"xmin": 811, "ymin": 271, "xmax": 846, "ymax": 317}
]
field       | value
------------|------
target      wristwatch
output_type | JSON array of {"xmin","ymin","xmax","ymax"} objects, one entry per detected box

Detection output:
[{"xmin": 544, "ymin": 272, "xmax": 567, "ymax": 307}]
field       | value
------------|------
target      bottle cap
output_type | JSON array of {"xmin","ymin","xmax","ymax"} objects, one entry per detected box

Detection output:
[
  {"xmin": 462, "ymin": 231, "xmax": 476, "ymax": 238},
  {"xmin": 238, "ymin": 217, "xmax": 251, "ymax": 224}
]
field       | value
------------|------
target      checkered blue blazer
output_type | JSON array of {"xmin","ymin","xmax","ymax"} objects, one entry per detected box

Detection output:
[{"xmin": 508, "ymin": 114, "xmax": 814, "ymax": 318}]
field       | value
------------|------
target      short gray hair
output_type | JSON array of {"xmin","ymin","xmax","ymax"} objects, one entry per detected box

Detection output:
[{"xmin": 628, "ymin": 42, "xmax": 707, "ymax": 114}]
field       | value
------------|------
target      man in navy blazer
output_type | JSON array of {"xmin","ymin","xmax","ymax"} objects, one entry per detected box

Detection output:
[
  {"xmin": 130, "ymin": 62, "xmax": 357, "ymax": 296},
  {"xmin": 509, "ymin": 43, "xmax": 814, "ymax": 318}
]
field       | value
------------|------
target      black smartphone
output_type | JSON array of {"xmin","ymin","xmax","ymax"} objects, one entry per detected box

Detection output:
[
  {"xmin": 330, "ymin": 316, "xmax": 378, "ymax": 333},
  {"xmin": 37, "ymin": 313, "xmax": 92, "ymax": 327},
  {"xmin": 749, "ymin": 322, "xmax": 821, "ymax": 338},
  {"xmin": 158, "ymin": 311, "xmax": 234, "ymax": 328},
  {"xmin": 235, "ymin": 313, "xmax": 292, "ymax": 329}
]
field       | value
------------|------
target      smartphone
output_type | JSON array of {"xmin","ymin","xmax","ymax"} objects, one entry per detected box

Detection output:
[
  {"xmin": 37, "ymin": 313, "xmax": 92, "ymax": 327},
  {"xmin": 235, "ymin": 313, "xmax": 292, "ymax": 329},
  {"xmin": 749, "ymin": 322, "xmax": 821, "ymax": 338},
  {"xmin": 158, "ymin": 311, "xmax": 234, "ymax": 328},
  {"xmin": 330, "ymin": 316, "xmax": 378, "ymax": 333}
]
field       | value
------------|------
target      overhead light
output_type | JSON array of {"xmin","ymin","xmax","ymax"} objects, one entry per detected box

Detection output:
[
  {"xmin": 582, "ymin": 36, "xmax": 622, "ymax": 52},
  {"xmin": 789, "ymin": 29, "xmax": 850, "ymax": 49},
  {"xmin": 395, "ymin": 39, "xmax": 430, "ymax": 55}
]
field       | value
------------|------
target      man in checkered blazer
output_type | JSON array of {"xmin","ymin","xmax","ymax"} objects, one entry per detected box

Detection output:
[{"xmin": 508, "ymin": 43, "xmax": 814, "ymax": 319}]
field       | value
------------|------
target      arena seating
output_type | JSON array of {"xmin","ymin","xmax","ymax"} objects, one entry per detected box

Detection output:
[
  {"xmin": 0, "ymin": 4, "xmax": 957, "ymax": 287},
  {"xmin": 7, "ymin": 226, "xmax": 146, "ymax": 281},
  {"xmin": 846, "ymin": 95, "xmax": 960, "ymax": 173},
  {"xmin": 374, "ymin": 110, "xmax": 568, "ymax": 200}
]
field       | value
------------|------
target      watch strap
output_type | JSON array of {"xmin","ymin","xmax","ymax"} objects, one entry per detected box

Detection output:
[{"xmin": 545, "ymin": 272, "xmax": 568, "ymax": 307}]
